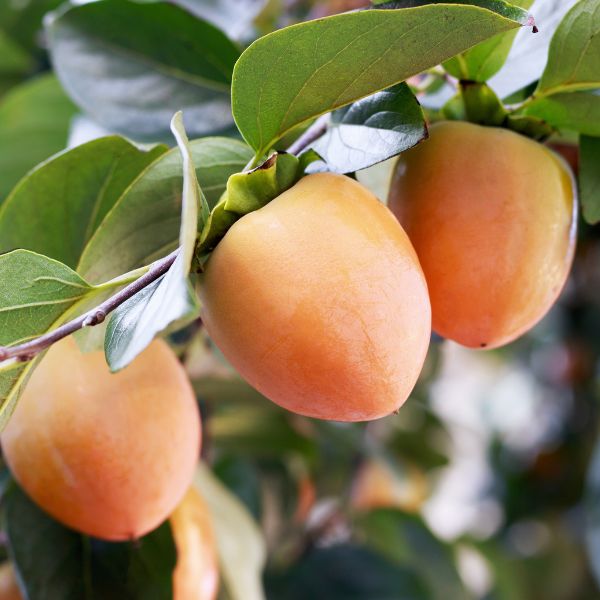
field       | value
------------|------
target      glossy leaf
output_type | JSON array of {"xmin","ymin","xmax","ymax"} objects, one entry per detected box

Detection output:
[
  {"xmin": 537, "ymin": 0, "xmax": 600, "ymax": 96},
  {"xmin": 105, "ymin": 114, "xmax": 202, "ymax": 371},
  {"xmin": 90, "ymin": 522, "xmax": 176, "ymax": 599},
  {"xmin": 3, "ymin": 482, "xmax": 89, "ymax": 600},
  {"xmin": 266, "ymin": 544, "xmax": 428, "ymax": 600},
  {"xmin": 79, "ymin": 137, "xmax": 251, "ymax": 283},
  {"xmin": 517, "ymin": 91, "xmax": 600, "ymax": 136},
  {"xmin": 310, "ymin": 83, "xmax": 426, "ymax": 173},
  {"xmin": 373, "ymin": 0, "xmax": 530, "ymax": 20},
  {"xmin": 46, "ymin": 0, "xmax": 240, "ymax": 140},
  {"xmin": 232, "ymin": 4, "xmax": 526, "ymax": 156},
  {"xmin": 0, "ymin": 75, "xmax": 77, "ymax": 200},
  {"xmin": 194, "ymin": 464, "xmax": 267, "ymax": 600},
  {"xmin": 0, "ymin": 136, "xmax": 167, "ymax": 268},
  {"xmin": 198, "ymin": 152, "xmax": 300, "ymax": 255},
  {"xmin": 172, "ymin": 0, "xmax": 267, "ymax": 39},
  {"xmin": 580, "ymin": 135, "xmax": 600, "ymax": 225},
  {"xmin": 355, "ymin": 509, "xmax": 469, "ymax": 599}
]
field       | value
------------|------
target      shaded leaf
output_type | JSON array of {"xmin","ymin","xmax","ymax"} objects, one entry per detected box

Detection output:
[
  {"xmin": 46, "ymin": 0, "xmax": 240, "ymax": 140},
  {"xmin": 232, "ymin": 4, "xmax": 527, "ymax": 155},
  {"xmin": 3, "ymin": 482, "xmax": 89, "ymax": 600},
  {"xmin": 0, "ymin": 136, "xmax": 167, "ymax": 268},
  {"xmin": 194, "ymin": 465, "xmax": 267, "ymax": 600},
  {"xmin": 309, "ymin": 83, "xmax": 426, "ymax": 173},
  {"xmin": 265, "ymin": 544, "xmax": 428, "ymax": 600},
  {"xmin": 354, "ymin": 509, "xmax": 469, "ymax": 600},
  {"xmin": 536, "ymin": 0, "xmax": 600, "ymax": 96},
  {"xmin": 0, "ymin": 75, "xmax": 77, "ymax": 201},
  {"xmin": 580, "ymin": 135, "xmax": 600, "ymax": 225}
]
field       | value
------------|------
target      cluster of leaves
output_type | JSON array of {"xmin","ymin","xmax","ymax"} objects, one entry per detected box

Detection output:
[{"xmin": 0, "ymin": 0, "xmax": 599, "ymax": 598}]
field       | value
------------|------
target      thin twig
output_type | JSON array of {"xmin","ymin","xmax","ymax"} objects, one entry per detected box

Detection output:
[
  {"xmin": 286, "ymin": 114, "xmax": 330, "ymax": 156},
  {"xmin": 0, "ymin": 249, "xmax": 180, "ymax": 365}
]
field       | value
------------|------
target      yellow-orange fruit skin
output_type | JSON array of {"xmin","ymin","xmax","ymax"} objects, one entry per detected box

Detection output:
[
  {"xmin": 388, "ymin": 121, "xmax": 577, "ymax": 349},
  {"xmin": 0, "ymin": 564, "xmax": 22, "ymax": 600},
  {"xmin": 199, "ymin": 173, "xmax": 431, "ymax": 422},
  {"xmin": 1, "ymin": 338, "xmax": 201, "ymax": 541},
  {"xmin": 171, "ymin": 488, "xmax": 219, "ymax": 600}
]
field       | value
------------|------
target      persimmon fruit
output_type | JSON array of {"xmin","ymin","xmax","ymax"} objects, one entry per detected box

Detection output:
[
  {"xmin": 171, "ymin": 487, "xmax": 219, "ymax": 600},
  {"xmin": 1, "ymin": 338, "xmax": 201, "ymax": 541},
  {"xmin": 199, "ymin": 173, "xmax": 431, "ymax": 421},
  {"xmin": 388, "ymin": 121, "xmax": 577, "ymax": 349}
]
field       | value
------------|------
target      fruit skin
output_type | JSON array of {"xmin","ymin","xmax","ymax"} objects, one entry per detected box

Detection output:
[
  {"xmin": 388, "ymin": 121, "xmax": 577, "ymax": 349},
  {"xmin": 199, "ymin": 173, "xmax": 431, "ymax": 422},
  {"xmin": 1, "ymin": 338, "xmax": 201, "ymax": 541},
  {"xmin": 171, "ymin": 488, "xmax": 219, "ymax": 600},
  {"xmin": 0, "ymin": 564, "xmax": 22, "ymax": 600}
]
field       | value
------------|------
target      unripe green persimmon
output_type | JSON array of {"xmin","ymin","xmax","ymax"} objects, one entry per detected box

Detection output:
[
  {"xmin": 1, "ymin": 338, "xmax": 201, "ymax": 541},
  {"xmin": 388, "ymin": 121, "xmax": 577, "ymax": 349},
  {"xmin": 199, "ymin": 173, "xmax": 431, "ymax": 421}
]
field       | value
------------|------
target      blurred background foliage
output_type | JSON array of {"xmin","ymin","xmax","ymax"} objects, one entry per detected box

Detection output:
[{"xmin": 0, "ymin": 0, "xmax": 599, "ymax": 598}]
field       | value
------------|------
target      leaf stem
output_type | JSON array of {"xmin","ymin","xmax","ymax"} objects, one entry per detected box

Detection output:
[
  {"xmin": 0, "ymin": 249, "xmax": 180, "ymax": 366},
  {"xmin": 94, "ymin": 264, "xmax": 152, "ymax": 291}
]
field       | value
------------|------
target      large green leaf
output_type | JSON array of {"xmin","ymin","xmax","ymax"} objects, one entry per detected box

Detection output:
[
  {"xmin": 266, "ymin": 544, "xmax": 429, "ymax": 600},
  {"xmin": 310, "ymin": 83, "xmax": 427, "ymax": 173},
  {"xmin": 0, "ymin": 250, "xmax": 97, "ymax": 429},
  {"xmin": 0, "ymin": 136, "xmax": 167, "ymax": 268},
  {"xmin": 0, "ymin": 75, "xmax": 77, "ymax": 201},
  {"xmin": 536, "ymin": 0, "xmax": 600, "ymax": 96},
  {"xmin": 580, "ymin": 135, "xmax": 600, "ymax": 225},
  {"xmin": 0, "ymin": 30, "xmax": 32, "ymax": 75},
  {"xmin": 78, "ymin": 137, "xmax": 252, "ymax": 284},
  {"xmin": 105, "ymin": 113, "xmax": 202, "ymax": 371},
  {"xmin": 3, "ymin": 482, "xmax": 89, "ymax": 600},
  {"xmin": 46, "ymin": 0, "xmax": 240, "ymax": 140},
  {"xmin": 232, "ymin": 4, "xmax": 526, "ymax": 155},
  {"xmin": 518, "ymin": 91, "xmax": 600, "ymax": 136}
]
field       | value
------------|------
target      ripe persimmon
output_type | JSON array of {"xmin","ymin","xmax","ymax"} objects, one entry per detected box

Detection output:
[
  {"xmin": 199, "ymin": 173, "xmax": 431, "ymax": 421},
  {"xmin": 171, "ymin": 487, "xmax": 219, "ymax": 600},
  {"xmin": 1, "ymin": 338, "xmax": 201, "ymax": 541},
  {"xmin": 388, "ymin": 121, "xmax": 577, "ymax": 349}
]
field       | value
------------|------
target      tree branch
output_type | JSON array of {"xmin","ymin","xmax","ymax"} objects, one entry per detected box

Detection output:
[
  {"xmin": 286, "ymin": 114, "xmax": 330, "ymax": 156},
  {"xmin": 0, "ymin": 249, "xmax": 180, "ymax": 366}
]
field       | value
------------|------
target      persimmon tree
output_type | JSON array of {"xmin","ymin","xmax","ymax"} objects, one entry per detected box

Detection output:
[{"xmin": 0, "ymin": 0, "xmax": 599, "ymax": 598}]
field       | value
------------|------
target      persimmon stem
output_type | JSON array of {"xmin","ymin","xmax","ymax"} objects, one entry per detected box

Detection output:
[{"xmin": 0, "ymin": 249, "xmax": 180, "ymax": 366}]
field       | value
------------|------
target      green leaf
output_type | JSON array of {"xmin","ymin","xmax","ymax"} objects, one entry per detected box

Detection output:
[
  {"xmin": 78, "ymin": 137, "xmax": 252, "ymax": 284},
  {"xmin": 537, "ymin": 0, "xmax": 600, "ymax": 96},
  {"xmin": 355, "ymin": 509, "xmax": 469, "ymax": 600},
  {"xmin": 0, "ymin": 74, "xmax": 77, "ymax": 201},
  {"xmin": 517, "ymin": 91, "xmax": 600, "ymax": 136},
  {"xmin": 46, "ymin": 0, "xmax": 240, "ymax": 140},
  {"xmin": 265, "ymin": 544, "xmax": 428, "ymax": 600},
  {"xmin": 0, "ymin": 250, "xmax": 96, "ymax": 429},
  {"xmin": 198, "ymin": 152, "xmax": 300, "ymax": 255},
  {"xmin": 0, "ymin": 136, "xmax": 167, "ymax": 268},
  {"xmin": 3, "ymin": 482, "xmax": 89, "ymax": 600},
  {"xmin": 90, "ymin": 522, "xmax": 177, "ymax": 600},
  {"xmin": 194, "ymin": 464, "xmax": 267, "ymax": 600},
  {"xmin": 460, "ymin": 80, "xmax": 508, "ymax": 125},
  {"xmin": 310, "ymin": 83, "xmax": 426, "ymax": 173},
  {"xmin": 232, "ymin": 4, "xmax": 527, "ymax": 156},
  {"xmin": 105, "ymin": 114, "xmax": 203, "ymax": 371},
  {"xmin": 0, "ymin": 30, "xmax": 32, "ymax": 75},
  {"xmin": 372, "ymin": 0, "xmax": 529, "ymax": 20},
  {"xmin": 580, "ymin": 135, "xmax": 600, "ymax": 225},
  {"xmin": 442, "ymin": 0, "xmax": 534, "ymax": 82}
]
